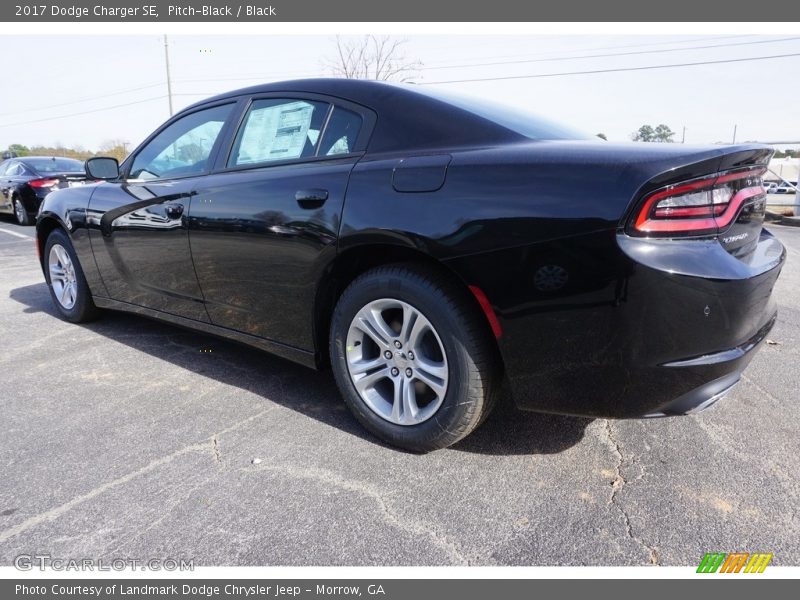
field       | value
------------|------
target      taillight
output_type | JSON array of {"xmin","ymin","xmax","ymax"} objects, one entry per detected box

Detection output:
[
  {"xmin": 29, "ymin": 178, "xmax": 59, "ymax": 188},
  {"xmin": 630, "ymin": 167, "xmax": 766, "ymax": 237}
]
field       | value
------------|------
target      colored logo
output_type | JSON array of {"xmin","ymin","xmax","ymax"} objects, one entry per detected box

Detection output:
[{"xmin": 697, "ymin": 552, "xmax": 773, "ymax": 573}]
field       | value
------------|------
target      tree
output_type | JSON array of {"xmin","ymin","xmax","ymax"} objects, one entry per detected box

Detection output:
[
  {"xmin": 632, "ymin": 125, "xmax": 655, "ymax": 142},
  {"xmin": 632, "ymin": 124, "xmax": 675, "ymax": 143},
  {"xmin": 7, "ymin": 143, "xmax": 30, "ymax": 156},
  {"xmin": 324, "ymin": 35, "xmax": 422, "ymax": 82},
  {"xmin": 98, "ymin": 139, "xmax": 129, "ymax": 162},
  {"xmin": 653, "ymin": 124, "xmax": 675, "ymax": 143},
  {"xmin": 596, "ymin": 133, "xmax": 607, "ymax": 140}
]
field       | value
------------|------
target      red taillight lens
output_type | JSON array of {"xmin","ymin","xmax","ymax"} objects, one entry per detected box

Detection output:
[
  {"xmin": 631, "ymin": 167, "xmax": 766, "ymax": 237},
  {"xmin": 29, "ymin": 178, "xmax": 59, "ymax": 188}
]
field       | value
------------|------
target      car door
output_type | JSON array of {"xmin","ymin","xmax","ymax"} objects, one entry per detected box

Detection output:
[
  {"xmin": 87, "ymin": 101, "xmax": 237, "ymax": 321},
  {"xmin": 188, "ymin": 95, "xmax": 373, "ymax": 350}
]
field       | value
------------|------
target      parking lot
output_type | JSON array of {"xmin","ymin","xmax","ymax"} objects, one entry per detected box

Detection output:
[{"xmin": 0, "ymin": 219, "xmax": 798, "ymax": 567}]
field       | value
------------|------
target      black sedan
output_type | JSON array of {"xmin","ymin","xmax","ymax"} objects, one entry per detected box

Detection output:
[
  {"xmin": 0, "ymin": 156, "xmax": 89, "ymax": 225},
  {"xmin": 35, "ymin": 79, "xmax": 785, "ymax": 451}
]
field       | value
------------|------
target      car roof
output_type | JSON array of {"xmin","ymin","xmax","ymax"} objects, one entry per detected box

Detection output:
[
  {"xmin": 182, "ymin": 78, "xmax": 525, "ymax": 153},
  {"xmin": 17, "ymin": 156, "xmax": 84, "ymax": 162},
  {"xmin": 190, "ymin": 78, "xmax": 404, "ymax": 105}
]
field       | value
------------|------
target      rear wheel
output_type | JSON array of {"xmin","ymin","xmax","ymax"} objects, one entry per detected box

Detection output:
[
  {"xmin": 330, "ymin": 264, "xmax": 500, "ymax": 452},
  {"xmin": 44, "ymin": 228, "xmax": 99, "ymax": 323},
  {"xmin": 13, "ymin": 197, "xmax": 31, "ymax": 226}
]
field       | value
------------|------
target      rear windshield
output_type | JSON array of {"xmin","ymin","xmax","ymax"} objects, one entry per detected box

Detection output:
[
  {"xmin": 415, "ymin": 87, "xmax": 592, "ymax": 141},
  {"xmin": 24, "ymin": 157, "xmax": 85, "ymax": 173}
]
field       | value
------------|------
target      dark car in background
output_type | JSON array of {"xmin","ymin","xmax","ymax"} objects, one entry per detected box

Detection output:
[
  {"xmin": 34, "ymin": 79, "xmax": 785, "ymax": 451},
  {"xmin": 0, "ymin": 156, "xmax": 89, "ymax": 225}
]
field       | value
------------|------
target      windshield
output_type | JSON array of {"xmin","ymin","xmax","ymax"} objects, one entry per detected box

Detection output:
[
  {"xmin": 414, "ymin": 86, "xmax": 592, "ymax": 141},
  {"xmin": 24, "ymin": 157, "xmax": 85, "ymax": 173}
]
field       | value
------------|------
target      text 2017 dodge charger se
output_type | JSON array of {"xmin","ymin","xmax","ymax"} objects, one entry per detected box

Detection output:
[{"xmin": 36, "ymin": 79, "xmax": 785, "ymax": 451}]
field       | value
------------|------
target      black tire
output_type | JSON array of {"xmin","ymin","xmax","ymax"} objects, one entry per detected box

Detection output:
[
  {"xmin": 43, "ymin": 228, "xmax": 100, "ymax": 323},
  {"xmin": 13, "ymin": 197, "xmax": 32, "ymax": 226},
  {"xmin": 330, "ymin": 264, "xmax": 501, "ymax": 452}
]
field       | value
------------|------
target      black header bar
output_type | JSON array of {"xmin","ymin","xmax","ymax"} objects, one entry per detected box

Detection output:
[{"xmin": 2, "ymin": 0, "xmax": 800, "ymax": 22}]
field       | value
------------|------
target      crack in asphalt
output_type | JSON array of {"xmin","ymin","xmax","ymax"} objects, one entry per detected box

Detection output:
[
  {"xmin": 741, "ymin": 373, "xmax": 784, "ymax": 405},
  {"xmin": 0, "ymin": 405, "xmax": 278, "ymax": 545},
  {"xmin": 692, "ymin": 416, "xmax": 800, "ymax": 533},
  {"xmin": 603, "ymin": 420, "xmax": 660, "ymax": 566},
  {"xmin": 212, "ymin": 435, "xmax": 222, "ymax": 465},
  {"xmin": 240, "ymin": 462, "xmax": 469, "ymax": 565},
  {"xmin": 99, "ymin": 471, "xmax": 224, "ymax": 557}
]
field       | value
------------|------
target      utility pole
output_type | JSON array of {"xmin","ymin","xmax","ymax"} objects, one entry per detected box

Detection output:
[
  {"xmin": 731, "ymin": 124, "xmax": 737, "ymax": 145},
  {"xmin": 164, "ymin": 35, "xmax": 174, "ymax": 117},
  {"xmin": 681, "ymin": 126, "xmax": 686, "ymax": 144}
]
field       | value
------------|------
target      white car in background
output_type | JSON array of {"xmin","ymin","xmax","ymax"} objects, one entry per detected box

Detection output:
[
  {"xmin": 763, "ymin": 182, "xmax": 778, "ymax": 193},
  {"xmin": 775, "ymin": 181, "xmax": 797, "ymax": 194}
]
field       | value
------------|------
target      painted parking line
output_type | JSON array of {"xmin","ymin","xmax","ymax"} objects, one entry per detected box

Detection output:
[{"xmin": 0, "ymin": 227, "xmax": 34, "ymax": 240}]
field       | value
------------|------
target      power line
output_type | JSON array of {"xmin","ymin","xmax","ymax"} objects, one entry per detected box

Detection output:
[
  {"xmin": 420, "ymin": 36, "xmax": 800, "ymax": 71},
  {"xmin": 420, "ymin": 52, "xmax": 800, "ymax": 85},
  {"xmin": 168, "ymin": 37, "xmax": 799, "ymax": 87},
  {"xmin": 176, "ymin": 36, "xmax": 754, "ymax": 82},
  {"xmin": 0, "ymin": 96, "xmax": 166, "ymax": 129},
  {"xmin": 3, "ymin": 52, "xmax": 799, "ymax": 130},
  {"xmin": 2, "ymin": 35, "xmax": 779, "ymax": 118},
  {"xmin": 0, "ymin": 35, "xmax": 782, "ymax": 122},
  {"xmin": 418, "ymin": 34, "xmax": 752, "ymax": 66},
  {"xmin": 0, "ymin": 82, "xmax": 164, "ymax": 117}
]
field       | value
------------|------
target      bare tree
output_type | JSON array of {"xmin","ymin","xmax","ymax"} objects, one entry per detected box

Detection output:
[{"xmin": 324, "ymin": 36, "xmax": 422, "ymax": 82}]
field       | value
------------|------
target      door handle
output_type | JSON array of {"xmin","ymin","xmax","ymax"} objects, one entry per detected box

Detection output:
[
  {"xmin": 295, "ymin": 188, "xmax": 328, "ymax": 209},
  {"xmin": 164, "ymin": 203, "xmax": 184, "ymax": 219}
]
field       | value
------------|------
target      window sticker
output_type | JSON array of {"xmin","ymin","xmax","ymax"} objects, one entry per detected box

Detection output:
[{"xmin": 237, "ymin": 101, "xmax": 315, "ymax": 164}]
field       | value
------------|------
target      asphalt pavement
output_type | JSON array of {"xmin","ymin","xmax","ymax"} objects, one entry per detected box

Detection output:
[{"xmin": 0, "ymin": 218, "xmax": 798, "ymax": 566}]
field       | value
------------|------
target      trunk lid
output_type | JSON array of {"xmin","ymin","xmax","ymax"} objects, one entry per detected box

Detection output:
[{"xmin": 52, "ymin": 171, "xmax": 92, "ymax": 190}]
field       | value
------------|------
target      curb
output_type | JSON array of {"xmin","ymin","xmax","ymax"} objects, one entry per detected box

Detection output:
[
  {"xmin": 765, "ymin": 211, "xmax": 800, "ymax": 227},
  {"xmin": 778, "ymin": 216, "xmax": 800, "ymax": 228}
]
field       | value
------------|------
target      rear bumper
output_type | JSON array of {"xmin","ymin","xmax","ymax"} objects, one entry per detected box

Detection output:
[
  {"xmin": 447, "ymin": 228, "xmax": 785, "ymax": 418},
  {"xmin": 642, "ymin": 311, "xmax": 775, "ymax": 417},
  {"xmin": 644, "ymin": 375, "xmax": 739, "ymax": 417}
]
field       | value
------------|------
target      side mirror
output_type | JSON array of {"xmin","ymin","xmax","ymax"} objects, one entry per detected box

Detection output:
[{"xmin": 85, "ymin": 157, "xmax": 120, "ymax": 180}]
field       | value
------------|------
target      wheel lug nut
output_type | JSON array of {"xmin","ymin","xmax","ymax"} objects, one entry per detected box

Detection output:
[
  {"xmin": 384, "ymin": 350, "xmax": 392, "ymax": 359},
  {"xmin": 408, "ymin": 351, "xmax": 414, "ymax": 360},
  {"xmin": 405, "ymin": 368, "xmax": 412, "ymax": 377},
  {"xmin": 394, "ymin": 340, "xmax": 402, "ymax": 349},
  {"xmin": 391, "ymin": 367, "xmax": 399, "ymax": 377}
]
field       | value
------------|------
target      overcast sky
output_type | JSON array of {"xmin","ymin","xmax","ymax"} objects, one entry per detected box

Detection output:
[{"xmin": 2, "ymin": 34, "xmax": 799, "ymax": 152}]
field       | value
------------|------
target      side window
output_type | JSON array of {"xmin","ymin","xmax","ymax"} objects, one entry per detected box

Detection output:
[
  {"xmin": 6, "ymin": 163, "xmax": 22, "ymax": 177},
  {"xmin": 319, "ymin": 107, "xmax": 363, "ymax": 156},
  {"xmin": 0, "ymin": 162, "xmax": 8, "ymax": 176},
  {"xmin": 129, "ymin": 103, "xmax": 233, "ymax": 180},
  {"xmin": 228, "ymin": 99, "xmax": 329, "ymax": 167}
]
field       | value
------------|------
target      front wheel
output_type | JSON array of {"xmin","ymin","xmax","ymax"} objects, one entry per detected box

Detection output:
[
  {"xmin": 43, "ymin": 228, "xmax": 100, "ymax": 323},
  {"xmin": 330, "ymin": 264, "xmax": 500, "ymax": 452}
]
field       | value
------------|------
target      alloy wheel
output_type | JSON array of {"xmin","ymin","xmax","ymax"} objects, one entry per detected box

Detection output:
[
  {"xmin": 48, "ymin": 244, "xmax": 78, "ymax": 310},
  {"xmin": 345, "ymin": 298, "xmax": 449, "ymax": 426}
]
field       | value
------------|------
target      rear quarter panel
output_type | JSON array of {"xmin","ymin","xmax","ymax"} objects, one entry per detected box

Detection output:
[{"xmin": 339, "ymin": 141, "xmax": 778, "ymax": 416}]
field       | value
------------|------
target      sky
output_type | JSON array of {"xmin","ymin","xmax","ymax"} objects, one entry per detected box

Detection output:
[{"xmin": 1, "ymin": 34, "xmax": 799, "ymax": 152}]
